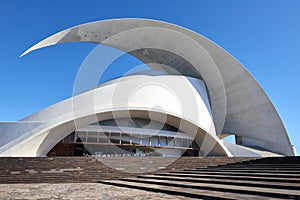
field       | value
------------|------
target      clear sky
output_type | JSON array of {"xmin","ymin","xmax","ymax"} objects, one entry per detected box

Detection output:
[{"xmin": 0, "ymin": 0, "xmax": 299, "ymax": 155}]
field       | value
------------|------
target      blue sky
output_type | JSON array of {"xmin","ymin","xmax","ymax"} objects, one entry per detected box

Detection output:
[{"xmin": 0, "ymin": 0, "xmax": 299, "ymax": 154}]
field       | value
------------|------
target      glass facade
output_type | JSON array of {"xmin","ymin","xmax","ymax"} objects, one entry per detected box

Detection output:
[
  {"xmin": 48, "ymin": 130, "xmax": 200, "ymax": 157},
  {"xmin": 61, "ymin": 131, "xmax": 197, "ymax": 148}
]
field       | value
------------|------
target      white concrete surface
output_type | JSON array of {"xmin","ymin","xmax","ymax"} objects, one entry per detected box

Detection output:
[{"xmin": 0, "ymin": 75, "xmax": 229, "ymax": 157}]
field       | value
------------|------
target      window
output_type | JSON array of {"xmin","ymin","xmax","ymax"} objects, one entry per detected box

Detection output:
[
  {"xmin": 77, "ymin": 131, "xmax": 87, "ymax": 142},
  {"xmin": 182, "ymin": 138, "xmax": 188, "ymax": 147},
  {"xmin": 174, "ymin": 138, "xmax": 181, "ymax": 147},
  {"xmin": 132, "ymin": 134, "xmax": 140, "ymax": 145},
  {"xmin": 151, "ymin": 136, "xmax": 159, "ymax": 146},
  {"xmin": 99, "ymin": 132, "xmax": 109, "ymax": 143},
  {"xmin": 121, "ymin": 133, "xmax": 131, "ymax": 144},
  {"xmin": 87, "ymin": 132, "xmax": 98, "ymax": 143},
  {"xmin": 70, "ymin": 132, "xmax": 75, "ymax": 143},
  {"xmin": 167, "ymin": 137, "xmax": 174, "ymax": 147},
  {"xmin": 110, "ymin": 132, "xmax": 120, "ymax": 144},
  {"xmin": 159, "ymin": 136, "xmax": 167, "ymax": 146},
  {"xmin": 141, "ymin": 135, "xmax": 150, "ymax": 145}
]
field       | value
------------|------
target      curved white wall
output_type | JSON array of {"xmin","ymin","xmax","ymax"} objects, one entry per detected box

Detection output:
[{"xmin": 0, "ymin": 75, "xmax": 230, "ymax": 157}]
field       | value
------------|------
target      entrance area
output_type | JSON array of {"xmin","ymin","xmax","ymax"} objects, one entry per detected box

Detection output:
[{"xmin": 47, "ymin": 130, "xmax": 200, "ymax": 157}]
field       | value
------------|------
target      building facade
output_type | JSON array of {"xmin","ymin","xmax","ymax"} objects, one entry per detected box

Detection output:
[{"xmin": 0, "ymin": 18, "xmax": 295, "ymax": 157}]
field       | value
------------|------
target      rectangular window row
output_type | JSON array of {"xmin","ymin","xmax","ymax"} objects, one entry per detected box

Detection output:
[{"xmin": 63, "ymin": 131, "xmax": 193, "ymax": 148}]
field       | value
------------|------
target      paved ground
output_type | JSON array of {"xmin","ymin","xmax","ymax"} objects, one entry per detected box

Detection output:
[{"xmin": 0, "ymin": 183, "xmax": 194, "ymax": 200}]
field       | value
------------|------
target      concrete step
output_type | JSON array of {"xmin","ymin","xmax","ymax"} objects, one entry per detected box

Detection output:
[
  {"xmin": 205, "ymin": 166, "xmax": 300, "ymax": 169},
  {"xmin": 196, "ymin": 169, "xmax": 300, "ymax": 173},
  {"xmin": 119, "ymin": 178, "xmax": 300, "ymax": 199},
  {"xmin": 182, "ymin": 170, "xmax": 300, "ymax": 178},
  {"xmin": 159, "ymin": 172, "xmax": 300, "ymax": 183},
  {"xmin": 240, "ymin": 159, "xmax": 300, "ymax": 164},
  {"xmin": 138, "ymin": 174, "xmax": 300, "ymax": 190},
  {"xmin": 237, "ymin": 163, "xmax": 300, "ymax": 166},
  {"xmin": 221, "ymin": 163, "xmax": 300, "ymax": 166},
  {"xmin": 211, "ymin": 167, "xmax": 300, "ymax": 171},
  {"xmin": 99, "ymin": 179, "xmax": 276, "ymax": 200}
]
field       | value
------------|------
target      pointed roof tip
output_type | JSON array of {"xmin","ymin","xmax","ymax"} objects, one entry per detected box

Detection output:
[
  {"xmin": 20, "ymin": 50, "xmax": 29, "ymax": 57},
  {"xmin": 19, "ymin": 42, "xmax": 43, "ymax": 57},
  {"xmin": 20, "ymin": 45, "xmax": 38, "ymax": 57},
  {"xmin": 19, "ymin": 29, "xmax": 72, "ymax": 58}
]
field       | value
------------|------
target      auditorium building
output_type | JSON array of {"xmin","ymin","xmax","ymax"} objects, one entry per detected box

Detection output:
[{"xmin": 0, "ymin": 18, "xmax": 295, "ymax": 158}]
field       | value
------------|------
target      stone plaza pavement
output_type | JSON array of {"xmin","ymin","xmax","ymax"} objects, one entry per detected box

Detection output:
[{"xmin": 0, "ymin": 183, "xmax": 194, "ymax": 200}]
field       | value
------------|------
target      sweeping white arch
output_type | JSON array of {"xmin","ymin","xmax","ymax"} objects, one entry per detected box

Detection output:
[{"xmin": 0, "ymin": 75, "xmax": 230, "ymax": 157}]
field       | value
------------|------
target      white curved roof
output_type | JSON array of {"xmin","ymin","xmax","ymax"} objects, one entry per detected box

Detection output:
[{"xmin": 0, "ymin": 75, "xmax": 230, "ymax": 157}]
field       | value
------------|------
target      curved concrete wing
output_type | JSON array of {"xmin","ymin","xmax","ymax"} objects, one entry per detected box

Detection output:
[
  {"xmin": 21, "ymin": 18, "xmax": 227, "ymax": 137},
  {"xmin": 21, "ymin": 18, "xmax": 294, "ymax": 156}
]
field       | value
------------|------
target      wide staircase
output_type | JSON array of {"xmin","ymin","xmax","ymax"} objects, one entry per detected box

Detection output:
[
  {"xmin": 0, "ymin": 157, "xmax": 252, "ymax": 183},
  {"xmin": 100, "ymin": 156, "xmax": 300, "ymax": 199}
]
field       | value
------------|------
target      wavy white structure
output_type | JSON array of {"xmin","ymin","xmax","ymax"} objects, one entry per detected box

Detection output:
[
  {"xmin": 0, "ymin": 76, "xmax": 229, "ymax": 157},
  {"xmin": 0, "ymin": 18, "xmax": 295, "ymax": 157}
]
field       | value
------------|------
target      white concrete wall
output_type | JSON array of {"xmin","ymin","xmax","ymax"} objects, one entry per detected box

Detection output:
[{"xmin": 0, "ymin": 75, "xmax": 229, "ymax": 157}]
